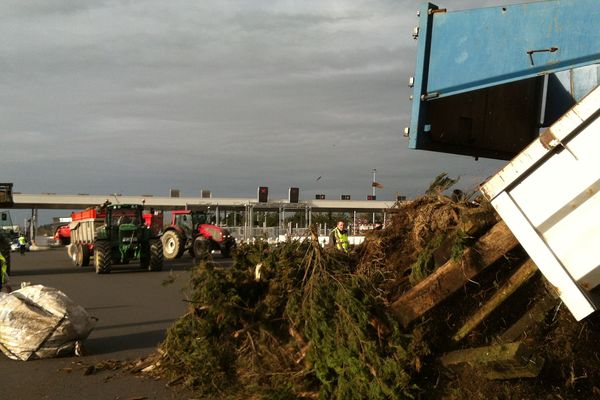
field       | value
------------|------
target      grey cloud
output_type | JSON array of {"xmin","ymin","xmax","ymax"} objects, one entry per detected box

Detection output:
[{"xmin": 2, "ymin": 0, "xmax": 534, "ymax": 205}]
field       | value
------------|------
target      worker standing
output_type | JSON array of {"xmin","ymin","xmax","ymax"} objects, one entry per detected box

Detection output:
[
  {"xmin": 0, "ymin": 251, "xmax": 10, "ymax": 292},
  {"xmin": 18, "ymin": 234, "xmax": 27, "ymax": 255},
  {"xmin": 329, "ymin": 220, "xmax": 349, "ymax": 253}
]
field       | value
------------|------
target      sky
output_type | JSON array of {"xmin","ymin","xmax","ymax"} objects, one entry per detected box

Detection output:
[{"xmin": 2, "ymin": 0, "xmax": 537, "ymax": 210}]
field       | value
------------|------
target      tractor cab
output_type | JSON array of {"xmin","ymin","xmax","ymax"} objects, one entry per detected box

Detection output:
[
  {"xmin": 109, "ymin": 206, "xmax": 142, "ymax": 229},
  {"xmin": 173, "ymin": 210, "xmax": 208, "ymax": 237}
]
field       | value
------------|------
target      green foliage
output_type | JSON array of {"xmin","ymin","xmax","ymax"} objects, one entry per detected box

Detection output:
[
  {"xmin": 286, "ymin": 242, "xmax": 415, "ymax": 399},
  {"xmin": 425, "ymin": 173, "xmax": 459, "ymax": 196},
  {"xmin": 450, "ymin": 230, "xmax": 469, "ymax": 261},
  {"xmin": 409, "ymin": 234, "xmax": 445, "ymax": 285},
  {"xmin": 161, "ymin": 312, "xmax": 236, "ymax": 391},
  {"xmin": 159, "ymin": 242, "xmax": 312, "ymax": 397},
  {"xmin": 159, "ymin": 238, "xmax": 424, "ymax": 399}
]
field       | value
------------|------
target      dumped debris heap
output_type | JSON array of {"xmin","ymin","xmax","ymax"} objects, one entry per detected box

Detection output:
[{"xmin": 154, "ymin": 181, "xmax": 600, "ymax": 399}]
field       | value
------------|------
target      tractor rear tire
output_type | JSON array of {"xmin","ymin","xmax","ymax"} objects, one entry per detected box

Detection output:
[
  {"xmin": 149, "ymin": 239, "xmax": 163, "ymax": 271},
  {"xmin": 0, "ymin": 237, "xmax": 10, "ymax": 275},
  {"xmin": 94, "ymin": 241, "xmax": 112, "ymax": 274},
  {"xmin": 74, "ymin": 243, "xmax": 83, "ymax": 267},
  {"xmin": 162, "ymin": 230, "xmax": 184, "ymax": 260},
  {"xmin": 140, "ymin": 243, "xmax": 150, "ymax": 269}
]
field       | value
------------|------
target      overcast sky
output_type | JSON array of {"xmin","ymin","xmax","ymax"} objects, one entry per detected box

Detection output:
[{"xmin": 2, "ymin": 0, "xmax": 536, "ymax": 207}]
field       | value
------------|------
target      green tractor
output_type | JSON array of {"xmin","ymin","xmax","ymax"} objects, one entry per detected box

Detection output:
[
  {"xmin": 0, "ymin": 211, "xmax": 15, "ymax": 275},
  {"xmin": 93, "ymin": 204, "xmax": 163, "ymax": 274},
  {"xmin": 0, "ymin": 183, "xmax": 14, "ymax": 274}
]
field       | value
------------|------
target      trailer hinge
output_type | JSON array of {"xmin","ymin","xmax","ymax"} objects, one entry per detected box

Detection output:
[
  {"xmin": 540, "ymin": 129, "xmax": 578, "ymax": 160},
  {"xmin": 421, "ymin": 92, "xmax": 440, "ymax": 101},
  {"xmin": 428, "ymin": 8, "xmax": 447, "ymax": 15}
]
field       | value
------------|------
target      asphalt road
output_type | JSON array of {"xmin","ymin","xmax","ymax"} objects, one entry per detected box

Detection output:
[{"xmin": 0, "ymin": 247, "xmax": 227, "ymax": 399}]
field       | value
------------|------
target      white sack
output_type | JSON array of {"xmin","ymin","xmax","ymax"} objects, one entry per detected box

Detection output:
[{"xmin": 0, "ymin": 285, "xmax": 96, "ymax": 360}]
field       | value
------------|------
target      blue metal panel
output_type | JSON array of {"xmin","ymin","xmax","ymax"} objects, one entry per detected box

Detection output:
[
  {"xmin": 408, "ymin": 3, "xmax": 438, "ymax": 150},
  {"xmin": 545, "ymin": 65, "xmax": 600, "ymax": 124},
  {"xmin": 571, "ymin": 65, "xmax": 600, "ymax": 100},
  {"xmin": 425, "ymin": 0, "xmax": 600, "ymax": 98},
  {"xmin": 409, "ymin": 0, "xmax": 600, "ymax": 156}
]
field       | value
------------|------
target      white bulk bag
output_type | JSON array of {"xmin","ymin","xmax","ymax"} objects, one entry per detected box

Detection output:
[{"xmin": 0, "ymin": 285, "xmax": 96, "ymax": 360}]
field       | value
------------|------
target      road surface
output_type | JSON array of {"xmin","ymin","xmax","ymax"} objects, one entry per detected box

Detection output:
[{"xmin": 0, "ymin": 247, "xmax": 226, "ymax": 399}]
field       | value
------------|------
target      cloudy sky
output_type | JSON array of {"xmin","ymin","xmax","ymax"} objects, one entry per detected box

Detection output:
[{"xmin": 2, "ymin": 0, "xmax": 535, "ymax": 205}]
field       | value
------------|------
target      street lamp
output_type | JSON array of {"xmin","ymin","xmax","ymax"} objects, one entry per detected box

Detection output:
[{"xmin": 372, "ymin": 168, "xmax": 377, "ymax": 197}]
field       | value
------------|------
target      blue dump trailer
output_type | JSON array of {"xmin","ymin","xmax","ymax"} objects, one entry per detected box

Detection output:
[
  {"xmin": 408, "ymin": 0, "xmax": 600, "ymax": 159},
  {"xmin": 408, "ymin": 0, "xmax": 600, "ymax": 319}
]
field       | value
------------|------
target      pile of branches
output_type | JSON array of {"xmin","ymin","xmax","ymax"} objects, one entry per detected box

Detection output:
[
  {"xmin": 158, "ymin": 235, "xmax": 424, "ymax": 399},
  {"xmin": 154, "ymin": 176, "xmax": 600, "ymax": 399}
]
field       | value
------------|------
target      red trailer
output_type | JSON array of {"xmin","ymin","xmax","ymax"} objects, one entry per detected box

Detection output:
[{"xmin": 53, "ymin": 224, "xmax": 71, "ymax": 245}]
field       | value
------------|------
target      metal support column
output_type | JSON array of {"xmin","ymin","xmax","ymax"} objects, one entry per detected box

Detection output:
[
  {"xmin": 249, "ymin": 205, "xmax": 254, "ymax": 241},
  {"xmin": 305, "ymin": 206, "xmax": 308, "ymax": 229}
]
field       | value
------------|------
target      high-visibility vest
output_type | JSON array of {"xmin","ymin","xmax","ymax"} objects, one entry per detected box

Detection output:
[
  {"xmin": 0, "ymin": 252, "xmax": 6, "ymax": 285},
  {"xmin": 333, "ymin": 228, "xmax": 349, "ymax": 252},
  {"xmin": 18, "ymin": 236, "xmax": 26, "ymax": 245}
]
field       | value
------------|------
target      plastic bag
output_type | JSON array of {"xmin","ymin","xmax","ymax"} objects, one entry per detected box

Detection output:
[{"xmin": 0, "ymin": 285, "xmax": 96, "ymax": 360}]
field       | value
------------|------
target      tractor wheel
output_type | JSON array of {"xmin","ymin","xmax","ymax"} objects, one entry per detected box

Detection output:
[
  {"xmin": 140, "ymin": 243, "xmax": 150, "ymax": 269},
  {"xmin": 149, "ymin": 239, "xmax": 163, "ymax": 271},
  {"xmin": 221, "ymin": 241, "xmax": 235, "ymax": 258},
  {"xmin": 162, "ymin": 230, "xmax": 184, "ymax": 260},
  {"xmin": 94, "ymin": 241, "xmax": 112, "ymax": 274},
  {"xmin": 81, "ymin": 245, "xmax": 91, "ymax": 267},
  {"xmin": 0, "ymin": 237, "xmax": 10, "ymax": 275},
  {"xmin": 74, "ymin": 243, "xmax": 83, "ymax": 267},
  {"xmin": 192, "ymin": 236, "xmax": 210, "ymax": 259}
]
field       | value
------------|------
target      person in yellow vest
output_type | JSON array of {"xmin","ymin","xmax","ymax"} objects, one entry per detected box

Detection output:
[
  {"xmin": 329, "ymin": 220, "xmax": 349, "ymax": 253},
  {"xmin": 18, "ymin": 234, "xmax": 27, "ymax": 255},
  {"xmin": 0, "ymin": 251, "xmax": 11, "ymax": 292}
]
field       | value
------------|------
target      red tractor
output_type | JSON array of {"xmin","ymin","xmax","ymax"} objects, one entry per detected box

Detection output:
[{"xmin": 161, "ymin": 210, "xmax": 236, "ymax": 260}]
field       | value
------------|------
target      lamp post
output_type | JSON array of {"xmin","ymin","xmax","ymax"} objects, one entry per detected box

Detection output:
[
  {"xmin": 372, "ymin": 168, "xmax": 377, "ymax": 197},
  {"xmin": 372, "ymin": 169, "xmax": 377, "ymax": 225}
]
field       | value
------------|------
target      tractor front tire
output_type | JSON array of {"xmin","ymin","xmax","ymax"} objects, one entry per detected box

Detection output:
[
  {"xmin": 221, "ymin": 238, "xmax": 236, "ymax": 258},
  {"xmin": 192, "ymin": 236, "xmax": 210, "ymax": 260},
  {"xmin": 149, "ymin": 239, "xmax": 163, "ymax": 271},
  {"xmin": 94, "ymin": 241, "xmax": 112, "ymax": 274},
  {"xmin": 162, "ymin": 230, "xmax": 184, "ymax": 260}
]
